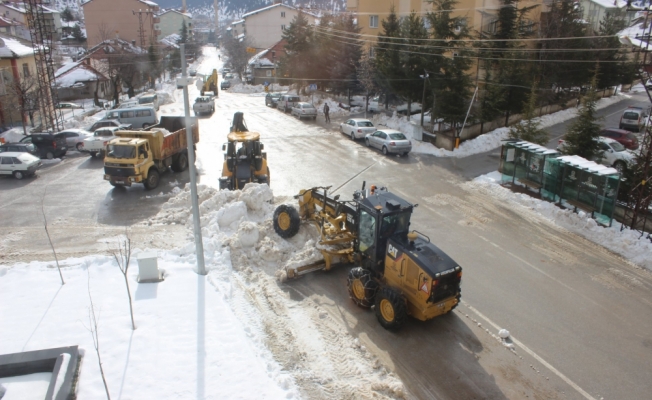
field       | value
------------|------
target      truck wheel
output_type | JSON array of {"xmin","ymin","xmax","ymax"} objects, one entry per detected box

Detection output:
[
  {"xmin": 347, "ymin": 267, "xmax": 378, "ymax": 308},
  {"xmin": 172, "ymin": 153, "xmax": 188, "ymax": 172},
  {"xmin": 144, "ymin": 168, "xmax": 159, "ymax": 190},
  {"xmin": 273, "ymin": 204, "xmax": 300, "ymax": 238},
  {"xmin": 45, "ymin": 151, "xmax": 54, "ymax": 160},
  {"xmin": 90, "ymin": 151, "xmax": 97, "ymax": 158},
  {"xmin": 374, "ymin": 287, "xmax": 408, "ymax": 331}
]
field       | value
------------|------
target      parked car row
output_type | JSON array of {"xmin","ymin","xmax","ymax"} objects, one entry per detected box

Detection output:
[
  {"xmin": 557, "ymin": 136, "xmax": 635, "ymax": 173},
  {"xmin": 339, "ymin": 118, "xmax": 412, "ymax": 156}
]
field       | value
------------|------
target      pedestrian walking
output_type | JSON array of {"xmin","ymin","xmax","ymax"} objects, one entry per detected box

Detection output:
[{"xmin": 324, "ymin": 103, "xmax": 330, "ymax": 123}]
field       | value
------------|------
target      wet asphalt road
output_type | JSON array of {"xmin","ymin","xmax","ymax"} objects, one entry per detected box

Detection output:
[{"xmin": 1, "ymin": 49, "xmax": 651, "ymax": 399}]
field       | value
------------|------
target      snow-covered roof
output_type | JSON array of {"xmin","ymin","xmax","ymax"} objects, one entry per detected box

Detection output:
[
  {"xmin": 587, "ymin": 0, "xmax": 627, "ymax": 8},
  {"xmin": 248, "ymin": 48, "xmax": 274, "ymax": 67},
  {"xmin": 0, "ymin": 3, "xmax": 25, "ymax": 13},
  {"xmin": 242, "ymin": 3, "xmax": 318, "ymax": 19},
  {"xmin": 510, "ymin": 140, "xmax": 559, "ymax": 155},
  {"xmin": 159, "ymin": 33, "xmax": 180, "ymax": 48},
  {"xmin": 55, "ymin": 61, "xmax": 107, "ymax": 87},
  {"xmin": 557, "ymin": 155, "xmax": 619, "ymax": 175},
  {"xmin": 158, "ymin": 9, "xmax": 191, "ymax": 18},
  {"xmin": 82, "ymin": 0, "xmax": 158, "ymax": 8},
  {"xmin": 0, "ymin": 34, "xmax": 33, "ymax": 58},
  {"xmin": 618, "ymin": 16, "xmax": 652, "ymax": 50}
]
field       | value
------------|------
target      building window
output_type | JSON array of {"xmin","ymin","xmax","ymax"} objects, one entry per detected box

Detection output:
[
  {"xmin": 266, "ymin": 70, "xmax": 272, "ymax": 77},
  {"xmin": 370, "ymin": 15, "xmax": 378, "ymax": 28},
  {"xmin": 281, "ymin": 25, "xmax": 286, "ymax": 31},
  {"xmin": 22, "ymin": 63, "xmax": 29, "ymax": 77},
  {"xmin": 281, "ymin": 11, "xmax": 285, "ymax": 18}
]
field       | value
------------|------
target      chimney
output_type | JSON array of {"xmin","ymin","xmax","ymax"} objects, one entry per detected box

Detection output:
[{"xmin": 182, "ymin": 0, "xmax": 187, "ymax": 13}]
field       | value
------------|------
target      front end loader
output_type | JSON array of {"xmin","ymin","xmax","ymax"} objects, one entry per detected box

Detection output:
[
  {"xmin": 273, "ymin": 182, "xmax": 463, "ymax": 330},
  {"xmin": 219, "ymin": 112, "xmax": 270, "ymax": 190}
]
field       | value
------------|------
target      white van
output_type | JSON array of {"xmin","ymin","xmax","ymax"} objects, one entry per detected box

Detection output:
[
  {"xmin": 277, "ymin": 94, "xmax": 301, "ymax": 113},
  {"xmin": 138, "ymin": 94, "xmax": 159, "ymax": 111},
  {"xmin": 104, "ymin": 106, "xmax": 158, "ymax": 129}
]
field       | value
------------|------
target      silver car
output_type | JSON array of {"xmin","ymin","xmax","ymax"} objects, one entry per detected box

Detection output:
[
  {"xmin": 365, "ymin": 129, "xmax": 412, "ymax": 156},
  {"xmin": 340, "ymin": 118, "xmax": 376, "ymax": 140},
  {"xmin": 55, "ymin": 129, "xmax": 91, "ymax": 151},
  {"xmin": 291, "ymin": 102, "xmax": 317, "ymax": 120}
]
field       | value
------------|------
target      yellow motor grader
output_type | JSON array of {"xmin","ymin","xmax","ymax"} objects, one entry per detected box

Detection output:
[
  {"xmin": 273, "ymin": 182, "xmax": 462, "ymax": 330},
  {"xmin": 219, "ymin": 112, "xmax": 270, "ymax": 190}
]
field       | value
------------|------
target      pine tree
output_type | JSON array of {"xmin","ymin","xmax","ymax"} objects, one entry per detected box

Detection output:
[
  {"xmin": 374, "ymin": 5, "xmax": 402, "ymax": 109},
  {"xmin": 562, "ymin": 69, "xmax": 602, "ymax": 159},
  {"xmin": 594, "ymin": 11, "xmax": 633, "ymax": 89},
  {"xmin": 279, "ymin": 12, "xmax": 316, "ymax": 86},
  {"xmin": 427, "ymin": 0, "xmax": 473, "ymax": 129},
  {"xmin": 325, "ymin": 14, "xmax": 362, "ymax": 94},
  {"xmin": 61, "ymin": 7, "xmax": 74, "ymax": 22},
  {"xmin": 397, "ymin": 12, "xmax": 430, "ymax": 115},
  {"xmin": 180, "ymin": 21, "xmax": 189, "ymax": 43},
  {"xmin": 71, "ymin": 24, "xmax": 86, "ymax": 43},
  {"xmin": 539, "ymin": 0, "xmax": 591, "ymax": 90},
  {"xmin": 509, "ymin": 82, "xmax": 548, "ymax": 145}
]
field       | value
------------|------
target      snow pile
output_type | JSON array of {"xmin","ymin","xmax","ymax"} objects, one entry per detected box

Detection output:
[
  {"xmin": 312, "ymin": 97, "xmax": 360, "ymax": 117},
  {"xmin": 372, "ymin": 93, "xmax": 630, "ymax": 158},
  {"xmin": 229, "ymin": 83, "xmax": 290, "ymax": 94},
  {"xmin": 469, "ymin": 172, "xmax": 652, "ymax": 270},
  {"xmin": 0, "ymin": 127, "xmax": 26, "ymax": 143},
  {"xmin": 0, "ymin": 183, "xmax": 405, "ymax": 399}
]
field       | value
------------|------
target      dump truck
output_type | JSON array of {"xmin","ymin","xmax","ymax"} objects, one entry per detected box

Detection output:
[
  {"xmin": 219, "ymin": 112, "xmax": 270, "ymax": 190},
  {"xmin": 103, "ymin": 116, "xmax": 198, "ymax": 190},
  {"xmin": 273, "ymin": 182, "xmax": 462, "ymax": 330},
  {"xmin": 201, "ymin": 69, "xmax": 219, "ymax": 97}
]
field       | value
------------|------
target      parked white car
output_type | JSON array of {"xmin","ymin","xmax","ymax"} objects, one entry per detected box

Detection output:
[
  {"xmin": 0, "ymin": 151, "xmax": 41, "ymax": 179},
  {"xmin": 340, "ymin": 118, "xmax": 376, "ymax": 140},
  {"xmin": 558, "ymin": 136, "xmax": 635, "ymax": 172},
  {"xmin": 365, "ymin": 129, "xmax": 412, "ymax": 156}
]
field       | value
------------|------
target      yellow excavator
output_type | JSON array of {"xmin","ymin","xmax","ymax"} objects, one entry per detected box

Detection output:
[
  {"xmin": 273, "ymin": 182, "xmax": 462, "ymax": 330},
  {"xmin": 219, "ymin": 112, "xmax": 270, "ymax": 190},
  {"xmin": 201, "ymin": 69, "xmax": 218, "ymax": 96}
]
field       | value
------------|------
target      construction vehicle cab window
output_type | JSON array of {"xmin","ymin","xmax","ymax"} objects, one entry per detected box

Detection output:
[{"xmin": 273, "ymin": 182, "xmax": 462, "ymax": 331}]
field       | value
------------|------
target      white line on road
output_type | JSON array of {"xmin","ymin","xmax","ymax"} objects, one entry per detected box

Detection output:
[{"xmin": 463, "ymin": 301, "xmax": 597, "ymax": 400}]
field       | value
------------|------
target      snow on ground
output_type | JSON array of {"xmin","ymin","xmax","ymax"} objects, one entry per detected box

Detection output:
[
  {"xmin": 0, "ymin": 183, "xmax": 404, "ymax": 399},
  {"xmin": 468, "ymin": 172, "xmax": 652, "ymax": 271},
  {"xmin": 372, "ymin": 92, "xmax": 631, "ymax": 158}
]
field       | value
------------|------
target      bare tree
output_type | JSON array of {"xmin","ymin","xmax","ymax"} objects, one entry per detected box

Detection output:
[
  {"xmin": 7, "ymin": 72, "xmax": 38, "ymax": 135},
  {"xmin": 111, "ymin": 234, "xmax": 136, "ymax": 330},
  {"xmin": 86, "ymin": 272, "xmax": 111, "ymax": 400},
  {"xmin": 41, "ymin": 187, "xmax": 64, "ymax": 285}
]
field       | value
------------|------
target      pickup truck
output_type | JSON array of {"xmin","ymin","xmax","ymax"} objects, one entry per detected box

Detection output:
[
  {"xmin": 368, "ymin": 96, "xmax": 421, "ymax": 115},
  {"xmin": 193, "ymin": 96, "xmax": 215, "ymax": 116},
  {"xmin": 81, "ymin": 127, "xmax": 120, "ymax": 158},
  {"xmin": 103, "ymin": 116, "xmax": 199, "ymax": 189}
]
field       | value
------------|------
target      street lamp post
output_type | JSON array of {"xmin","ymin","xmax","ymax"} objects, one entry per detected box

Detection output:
[{"xmin": 420, "ymin": 70, "xmax": 429, "ymax": 127}]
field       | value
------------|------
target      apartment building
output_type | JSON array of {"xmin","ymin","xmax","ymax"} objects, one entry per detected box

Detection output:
[
  {"xmin": 0, "ymin": 32, "xmax": 38, "ymax": 127},
  {"xmin": 82, "ymin": 0, "xmax": 160, "ymax": 47},
  {"xmin": 347, "ymin": 0, "xmax": 545, "ymax": 44},
  {"xmin": 579, "ymin": 0, "xmax": 636, "ymax": 33},
  {"xmin": 0, "ymin": 1, "xmax": 62, "ymax": 41},
  {"xmin": 230, "ymin": 2, "xmax": 317, "ymax": 49},
  {"xmin": 157, "ymin": 9, "xmax": 191, "ymax": 41}
]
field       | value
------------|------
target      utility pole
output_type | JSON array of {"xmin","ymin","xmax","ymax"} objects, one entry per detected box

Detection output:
[
  {"xmin": 179, "ymin": 44, "xmax": 206, "ymax": 275},
  {"xmin": 132, "ymin": 9, "xmax": 153, "ymax": 48},
  {"xmin": 420, "ymin": 70, "xmax": 429, "ymax": 127}
]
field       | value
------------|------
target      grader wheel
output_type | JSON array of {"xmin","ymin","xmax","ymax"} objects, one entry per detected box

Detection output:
[
  {"xmin": 273, "ymin": 204, "xmax": 300, "ymax": 238},
  {"xmin": 374, "ymin": 287, "xmax": 408, "ymax": 331},
  {"xmin": 347, "ymin": 267, "xmax": 378, "ymax": 308}
]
